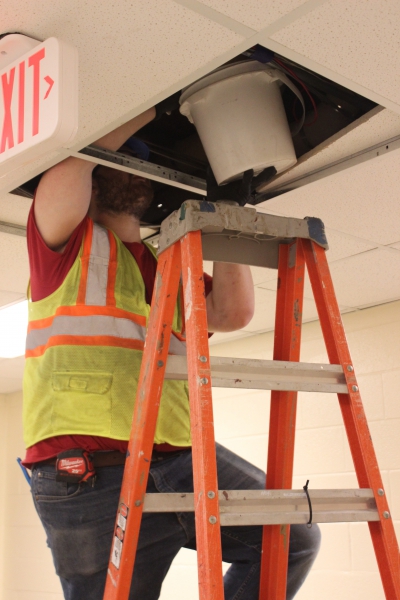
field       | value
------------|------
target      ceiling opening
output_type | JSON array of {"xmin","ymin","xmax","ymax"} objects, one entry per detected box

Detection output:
[{"xmin": 12, "ymin": 45, "xmax": 377, "ymax": 229}]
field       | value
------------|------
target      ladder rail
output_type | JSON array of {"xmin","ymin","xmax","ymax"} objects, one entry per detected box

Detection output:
[
  {"xmin": 301, "ymin": 238, "xmax": 400, "ymax": 598},
  {"xmin": 260, "ymin": 240, "xmax": 306, "ymax": 600},
  {"xmin": 103, "ymin": 243, "xmax": 182, "ymax": 600},
  {"xmin": 180, "ymin": 230, "xmax": 225, "ymax": 600}
]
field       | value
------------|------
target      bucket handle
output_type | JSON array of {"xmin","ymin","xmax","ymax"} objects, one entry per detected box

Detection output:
[{"xmin": 262, "ymin": 66, "xmax": 306, "ymax": 136}]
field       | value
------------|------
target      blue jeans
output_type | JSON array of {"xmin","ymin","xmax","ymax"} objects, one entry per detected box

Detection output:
[{"xmin": 31, "ymin": 443, "xmax": 320, "ymax": 600}]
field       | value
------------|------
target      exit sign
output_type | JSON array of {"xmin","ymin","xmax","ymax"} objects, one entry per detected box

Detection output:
[{"xmin": 0, "ymin": 36, "xmax": 78, "ymax": 177}]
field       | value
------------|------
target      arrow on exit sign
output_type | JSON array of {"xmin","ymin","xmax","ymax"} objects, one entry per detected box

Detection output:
[{"xmin": 0, "ymin": 36, "xmax": 78, "ymax": 176}]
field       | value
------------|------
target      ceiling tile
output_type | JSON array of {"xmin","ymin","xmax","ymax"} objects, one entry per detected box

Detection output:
[
  {"xmin": 203, "ymin": 260, "xmax": 213, "ymax": 276},
  {"xmin": 0, "ymin": 291, "xmax": 26, "ymax": 308},
  {"xmin": 244, "ymin": 285, "xmax": 320, "ymax": 334},
  {"xmin": 270, "ymin": 0, "xmax": 400, "ymax": 106},
  {"xmin": 318, "ymin": 229, "xmax": 376, "ymax": 263},
  {"xmin": 0, "ymin": 234, "xmax": 29, "ymax": 295},
  {"xmin": 261, "ymin": 108, "xmax": 400, "ymax": 192},
  {"xmin": 258, "ymin": 270, "xmax": 353, "ymax": 309},
  {"xmin": 246, "ymin": 286, "xmax": 277, "ymax": 332},
  {"xmin": 209, "ymin": 329, "xmax": 253, "ymax": 346},
  {"xmin": 205, "ymin": 261, "xmax": 277, "ymax": 286},
  {"xmin": 194, "ymin": 0, "xmax": 310, "ymax": 31},
  {"xmin": 256, "ymin": 247, "xmax": 400, "ymax": 314},
  {"xmin": 257, "ymin": 149, "xmax": 400, "ymax": 245},
  {"xmin": 249, "ymin": 265, "xmax": 277, "ymax": 286},
  {"xmin": 325, "ymin": 249, "xmax": 400, "ymax": 308},
  {"xmin": 0, "ymin": 194, "xmax": 31, "ymax": 227}
]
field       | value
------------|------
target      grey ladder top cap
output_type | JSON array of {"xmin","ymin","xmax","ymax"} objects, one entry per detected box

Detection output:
[{"xmin": 157, "ymin": 200, "xmax": 328, "ymax": 269}]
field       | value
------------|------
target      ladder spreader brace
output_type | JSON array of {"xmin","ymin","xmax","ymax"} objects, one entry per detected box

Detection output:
[{"xmin": 103, "ymin": 200, "xmax": 400, "ymax": 600}]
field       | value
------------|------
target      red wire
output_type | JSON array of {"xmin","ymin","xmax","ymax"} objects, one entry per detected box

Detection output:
[{"xmin": 274, "ymin": 57, "xmax": 318, "ymax": 126}]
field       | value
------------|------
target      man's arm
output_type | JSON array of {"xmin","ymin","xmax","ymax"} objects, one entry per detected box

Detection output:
[
  {"xmin": 34, "ymin": 107, "xmax": 156, "ymax": 250},
  {"xmin": 206, "ymin": 263, "xmax": 254, "ymax": 332}
]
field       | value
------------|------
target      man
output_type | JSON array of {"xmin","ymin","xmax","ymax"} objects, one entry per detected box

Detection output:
[{"xmin": 23, "ymin": 105, "xmax": 320, "ymax": 600}]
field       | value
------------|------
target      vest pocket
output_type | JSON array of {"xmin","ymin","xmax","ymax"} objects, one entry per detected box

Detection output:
[{"xmin": 51, "ymin": 371, "xmax": 113, "ymax": 435}]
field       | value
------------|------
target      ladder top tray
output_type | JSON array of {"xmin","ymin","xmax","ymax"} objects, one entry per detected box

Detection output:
[{"xmin": 158, "ymin": 200, "xmax": 328, "ymax": 269}]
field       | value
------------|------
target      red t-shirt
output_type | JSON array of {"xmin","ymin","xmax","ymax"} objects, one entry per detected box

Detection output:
[{"xmin": 23, "ymin": 205, "xmax": 212, "ymax": 467}]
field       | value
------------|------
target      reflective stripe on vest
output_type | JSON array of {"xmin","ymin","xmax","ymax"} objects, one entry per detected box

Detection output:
[
  {"xmin": 77, "ymin": 221, "xmax": 117, "ymax": 307},
  {"xmin": 85, "ymin": 225, "xmax": 110, "ymax": 306},
  {"xmin": 25, "ymin": 313, "xmax": 186, "ymax": 356},
  {"xmin": 26, "ymin": 222, "xmax": 186, "ymax": 357}
]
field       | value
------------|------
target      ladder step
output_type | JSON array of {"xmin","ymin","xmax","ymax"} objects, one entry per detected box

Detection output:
[
  {"xmin": 165, "ymin": 355, "xmax": 348, "ymax": 393},
  {"xmin": 143, "ymin": 489, "xmax": 379, "ymax": 526}
]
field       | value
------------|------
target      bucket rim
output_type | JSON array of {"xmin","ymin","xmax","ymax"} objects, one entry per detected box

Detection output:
[{"xmin": 179, "ymin": 60, "xmax": 279, "ymax": 105}]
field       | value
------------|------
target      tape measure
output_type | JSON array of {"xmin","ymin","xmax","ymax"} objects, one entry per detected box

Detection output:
[{"xmin": 55, "ymin": 449, "xmax": 96, "ymax": 484}]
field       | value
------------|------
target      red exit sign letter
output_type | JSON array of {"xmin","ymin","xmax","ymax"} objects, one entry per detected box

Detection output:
[{"xmin": 0, "ymin": 36, "xmax": 78, "ymax": 176}]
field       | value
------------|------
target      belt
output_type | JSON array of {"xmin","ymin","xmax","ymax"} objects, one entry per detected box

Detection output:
[
  {"xmin": 34, "ymin": 447, "xmax": 191, "ymax": 469},
  {"xmin": 34, "ymin": 451, "xmax": 127, "ymax": 468}
]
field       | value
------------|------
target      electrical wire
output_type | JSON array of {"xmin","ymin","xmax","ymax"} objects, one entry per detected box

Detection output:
[{"xmin": 273, "ymin": 57, "xmax": 318, "ymax": 126}]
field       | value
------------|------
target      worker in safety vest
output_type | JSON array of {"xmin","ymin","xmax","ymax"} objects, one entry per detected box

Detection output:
[{"xmin": 23, "ymin": 101, "xmax": 320, "ymax": 600}]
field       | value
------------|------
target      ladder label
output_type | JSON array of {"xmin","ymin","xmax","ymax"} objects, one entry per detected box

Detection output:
[
  {"xmin": 111, "ymin": 503, "xmax": 129, "ymax": 569},
  {"xmin": 118, "ymin": 513, "xmax": 127, "ymax": 531},
  {"xmin": 111, "ymin": 536, "xmax": 122, "ymax": 569}
]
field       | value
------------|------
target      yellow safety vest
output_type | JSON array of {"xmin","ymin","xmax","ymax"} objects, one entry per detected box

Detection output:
[{"xmin": 23, "ymin": 219, "xmax": 191, "ymax": 448}]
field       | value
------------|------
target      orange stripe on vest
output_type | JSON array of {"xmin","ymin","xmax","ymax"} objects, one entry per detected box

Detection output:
[{"xmin": 25, "ymin": 335, "xmax": 145, "ymax": 358}]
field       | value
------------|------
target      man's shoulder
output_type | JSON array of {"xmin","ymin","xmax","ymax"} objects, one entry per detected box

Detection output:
[{"xmin": 28, "ymin": 205, "xmax": 89, "ymax": 302}]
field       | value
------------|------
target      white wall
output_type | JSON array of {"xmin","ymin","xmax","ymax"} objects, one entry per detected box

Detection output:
[
  {"xmin": 0, "ymin": 391, "xmax": 63, "ymax": 600},
  {"xmin": 0, "ymin": 394, "xmax": 6, "ymax": 600},
  {"xmin": 1, "ymin": 301, "xmax": 399, "ymax": 600}
]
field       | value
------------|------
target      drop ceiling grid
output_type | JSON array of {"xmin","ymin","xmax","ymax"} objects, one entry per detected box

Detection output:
[
  {"xmin": 269, "ymin": 0, "xmax": 400, "ymax": 107},
  {"xmin": 182, "ymin": 0, "xmax": 312, "ymax": 31},
  {"xmin": 312, "ymin": 229, "xmax": 376, "ymax": 263}
]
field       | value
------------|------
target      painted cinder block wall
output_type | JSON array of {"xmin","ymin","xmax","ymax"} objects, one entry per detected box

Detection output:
[{"xmin": 0, "ymin": 300, "xmax": 399, "ymax": 600}]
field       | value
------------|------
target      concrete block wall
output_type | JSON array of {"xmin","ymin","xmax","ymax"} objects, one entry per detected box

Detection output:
[{"xmin": 0, "ymin": 300, "xmax": 399, "ymax": 600}]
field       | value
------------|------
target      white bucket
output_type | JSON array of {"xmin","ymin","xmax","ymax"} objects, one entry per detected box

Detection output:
[{"xmin": 180, "ymin": 61, "xmax": 304, "ymax": 185}]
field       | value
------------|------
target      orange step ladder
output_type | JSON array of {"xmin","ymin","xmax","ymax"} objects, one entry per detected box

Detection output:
[{"xmin": 103, "ymin": 200, "xmax": 400, "ymax": 600}]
